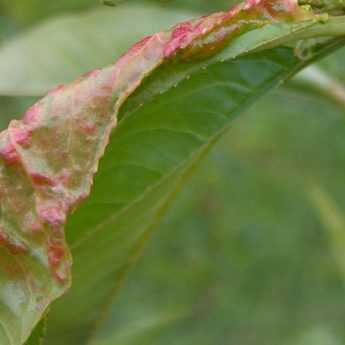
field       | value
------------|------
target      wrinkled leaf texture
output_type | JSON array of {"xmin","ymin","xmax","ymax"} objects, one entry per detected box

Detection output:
[{"xmin": 0, "ymin": 1, "xmax": 344, "ymax": 344}]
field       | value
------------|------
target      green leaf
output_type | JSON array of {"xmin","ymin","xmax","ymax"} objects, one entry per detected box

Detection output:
[
  {"xmin": 90, "ymin": 79, "xmax": 345, "ymax": 345},
  {"xmin": 24, "ymin": 317, "xmax": 46, "ymax": 345},
  {"xmin": 45, "ymin": 16, "xmax": 345, "ymax": 345},
  {"xmin": 0, "ymin": 1, "xmax": 345, "ymax": 344}
]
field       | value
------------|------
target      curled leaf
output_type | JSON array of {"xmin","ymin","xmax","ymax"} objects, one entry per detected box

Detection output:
[{"xmin": 0, "ymin": 0, "xmax": 344, "ymax": 344}]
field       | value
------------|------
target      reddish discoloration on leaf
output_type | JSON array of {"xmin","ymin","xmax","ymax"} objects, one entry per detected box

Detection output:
[
  {"xmin": 82, "ymin": 69, "xmax": 102, "ymax": 79},
  {"xmin": 48, "ymin": 241, "xmax": 65, "ymax": 267},
  {"xmin": 57, "ymin": 169, "xmax": 73, "ymax": 187},
  {"xmin": 0, "ymin": 229, "xmax": 27, "ymax": 255},
  {"xmin": 0, "ymin": 0, "xmax": 317, "ymax": 341},
  {"xmin": 80, "ymin": 120, "xmax": 98, "ymax": 136},
  {"xmin": 38, "ymin": 204, "xmax": 67, "ymax": 229},
  {"xmin": 164, "ymin": 0, "xmax": 308, "ymax": 58},
  {"xmin": 126, "ymin": 35, "xmax": 155, "ymax": 56},
  {"xmin": 30, "ymin": 173, "xmax": 57, "ymax": 186},
  {"xmin": 0, "ymin": 0, "xmax": 312, "ymax": 285},
  {"xmin": 47, "ymin": 239, "xmax": 70, "ymax": 282},
  {"xmin": 164, "ymin": 21, "xmax": 197, "ymax": 57},
  {"xmin": 10, "ymin": 127, "xmax": 32, "ymax": 147},
  {"xmin": 24, "ymin": 103, "xmax": 42, "ymax": 124},
  {"xmin": 0, "ymin": 141, "xmax": 20, "ymax": 165},
  {"xmin": 48, "ymin": 84, "xmax": 65, "ymax": 97}
]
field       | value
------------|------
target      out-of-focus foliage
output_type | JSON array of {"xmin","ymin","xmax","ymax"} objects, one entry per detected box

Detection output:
[
  {"xmin": 0, "ymin": 0, "xmax": 96, "ymax": 27},
  {"xmin": 0, "ymin": 1, "xmax": 345, "ymax": 345},
  {"xmin": 0, "ymin": 4, "xmax": 195, "ymax": 95},
  {"xmin": 0, "ymin": 0, "xmax": 234, "ymax": 27}
]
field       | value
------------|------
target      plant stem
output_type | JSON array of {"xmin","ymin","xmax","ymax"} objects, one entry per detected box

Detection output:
[
  {"xmin": 299, "ymin": 0, "xmax": 345, "ymax": 15},
  {"xmin": 294, "ymin": 66, "xmax": 345, "ymax": 109},
  {"xmin": 289, "ymin": 16, "xmax": 345, "ymax": 39}
]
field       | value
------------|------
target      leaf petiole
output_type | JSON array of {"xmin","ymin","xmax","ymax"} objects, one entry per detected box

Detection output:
[{"xmin": 299, "ymin": 0, "xmax": 345, "ymax": 15}]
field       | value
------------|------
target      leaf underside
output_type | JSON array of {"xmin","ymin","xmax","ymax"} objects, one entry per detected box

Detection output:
[{"xmin": 0, "ymin": 1, "xmax": 344, "ymax": 344}]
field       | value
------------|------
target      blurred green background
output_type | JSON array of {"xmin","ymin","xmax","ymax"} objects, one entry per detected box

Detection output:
[{"xmin": 1, "ymin": 1, "xmax": 345, "ymax": 344}]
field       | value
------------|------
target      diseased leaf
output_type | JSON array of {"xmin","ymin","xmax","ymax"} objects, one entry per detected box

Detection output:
[{"xmin": 0, "ymin": 1, "xmax": 344, "ymax": 344}]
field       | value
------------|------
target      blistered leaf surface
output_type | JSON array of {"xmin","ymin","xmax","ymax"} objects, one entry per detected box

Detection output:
[{"xmin": 0, "ymin": 0, "xmax": 343, "ymax": 344}]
